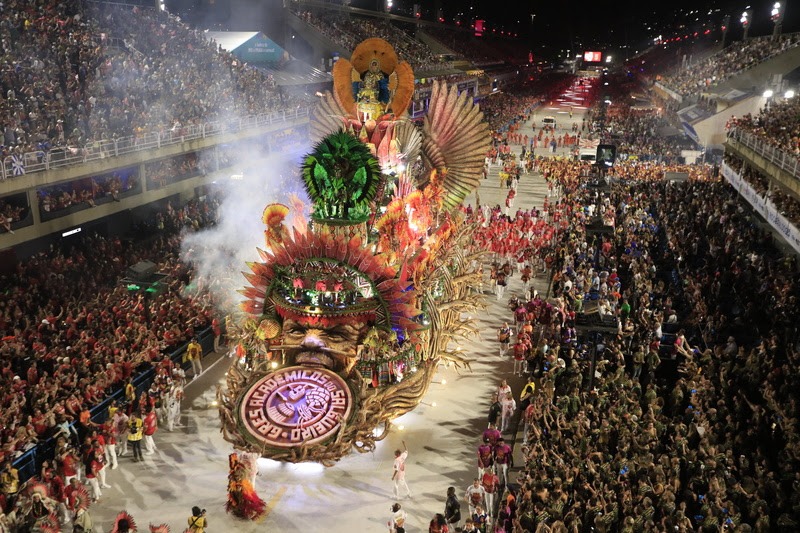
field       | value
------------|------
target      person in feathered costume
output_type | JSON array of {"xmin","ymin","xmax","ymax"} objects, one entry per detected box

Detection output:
[
  {"xmin": 110, "ymin": 511, "xmax": 136, "ymax": 533},
  {"xmin": 18, "ymin": 482, "xmax": 59, "ymax": 532},
  {"xmin": 149, "ymin": 524, "xmax": 170, "ymax": 533},
  {"xmin": 261, "ymin": 203, "xmax": 290, "ymax": 250},
  {"xmin": 225, "ymin": 453, "xmax": 266, "ymax": 520}
]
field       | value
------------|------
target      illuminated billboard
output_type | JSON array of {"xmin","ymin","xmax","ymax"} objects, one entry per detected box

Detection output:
[
  {"xmin": 584, "ymin": 51, "xmax": 602, "ymax": 62},
  {"xmin": 475, "ymin": 19, "xmax": 484, "ymax": 37}
]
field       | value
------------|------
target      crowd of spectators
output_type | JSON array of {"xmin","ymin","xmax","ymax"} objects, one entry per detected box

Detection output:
[
  {"xmin": 478, "ymin": 151, "xmax": 800, "ymax": 531},
  {"xmin": 421, "ymin": 27, "xmax": 525, "ymax": 65},
  {"xmin": 629, "ymin": 39, "xmax": 720, "ymax": 83},
  {"xmin": 0, "ymin": 0, "xmax": 313, "ymax": 170},
  {"xmin": 660, "ymin": 33, "xmax": 800, "ymax": 97},
  {"xmin": 0, "ymin": 198, "xmax": 27, "ymax": 234},
  {"xmin": 145, "ymin": 152, "xmax": 209, "ymax": 191},
  {"xmin": 723, "ymin": 153, "xmax": 800, "ymax": 226},
  {"xmin": 728, "ymin": 97, "xmax": 800, "ymax": 156},
  {"xmin": 37, "ymin": 171, "xmax": 140, "ymax": 215},
  {"xmin": 0, "ymin": 194, "xmax": 223, "ymax": 466},
  {"xmin": 293, "ymin": 9, "xmax": 452, "ymax": 72},
  {"xmin": 599, "ymin": 104, "xmax": 695, "ymax": 162},
  {"xmin": 480, "ymin": 74, "xmax": 575, "ymax": 133}
]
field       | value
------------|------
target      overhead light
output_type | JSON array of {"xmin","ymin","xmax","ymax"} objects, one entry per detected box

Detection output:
[
  {"xmin": 785, "ymin": 90, "xmax": 795, "ymax": 98},
  {"xmin": 763, "ymin": 89, "xmax": 774, "ymax": 98}
]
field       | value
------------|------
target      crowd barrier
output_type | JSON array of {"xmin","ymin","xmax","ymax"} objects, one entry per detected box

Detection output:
[
  {"xmin": 11, "ymin": 328, "xmax": 217, "ymax": 483},
  {"xmin": 1, "ymin": 108, "xmax": 311, "ymax": 181}
]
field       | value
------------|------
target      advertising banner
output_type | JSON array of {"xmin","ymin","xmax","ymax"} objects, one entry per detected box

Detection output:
[{"xmin": 721, "ymin": 163, "xmax": 800, "ymax": 254}]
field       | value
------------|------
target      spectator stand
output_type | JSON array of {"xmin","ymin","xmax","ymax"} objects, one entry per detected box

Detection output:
[{"xmin": 1, "ymin": 109, "xmax": 310, "ymax": 181}]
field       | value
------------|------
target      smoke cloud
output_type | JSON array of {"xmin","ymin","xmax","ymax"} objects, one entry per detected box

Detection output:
[{"xmin": 180, "ymin": 141, "xmax": 311, "ymax": 316}]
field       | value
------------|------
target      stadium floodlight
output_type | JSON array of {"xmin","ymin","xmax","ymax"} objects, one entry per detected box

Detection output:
[
  {"xmin": 771, "ymin": 2, "xmax": 785, "ymax": 36},
  {"xmin": 763, "ymin": 89, "xmax": 774, "ymax": 98},
  {"xmin": 785, "ymin": 90, "xmax": 795, "ymax": 99},
  {"xmin": 741, "ymin": 9, "xmax": 753, "ymax": 40},
  {"xmin": 605, "ymin": 56, "xmax": 612, "ymax": 63}
]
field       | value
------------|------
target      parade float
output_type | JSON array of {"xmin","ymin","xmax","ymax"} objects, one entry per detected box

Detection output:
[{"xmin": 218, "ymin": 37, "xmax": 490, "ymax": 469}]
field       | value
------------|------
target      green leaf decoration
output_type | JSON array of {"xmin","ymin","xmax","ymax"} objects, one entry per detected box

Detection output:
[{"xmin": 301, "ymin": 131, "xmax": 383, "ymax": 222}]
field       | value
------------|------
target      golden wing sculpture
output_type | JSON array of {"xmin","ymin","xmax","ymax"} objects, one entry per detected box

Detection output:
[
  {"xmin": 310, "ymin": 90, "xmax": 352, "ymax": 143},
  {"xmin": 420, "ymin": 79, "xmax": 490, "ymax": 210},
  {"xmin": 393, "ymin": 119, "xmax": 422, "ymax": 166}
]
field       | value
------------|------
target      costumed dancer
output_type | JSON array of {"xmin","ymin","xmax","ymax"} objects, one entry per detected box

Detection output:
[
  {"xmin": 110, "ymin": 510, "xmax": 137, "ymax": 533},
  {"xmin": 226, "ymin": 453, "xmax": 266, "ymax": 520},
  {"xmin": 165, "ymin": 384, "xmax": 184, "ymax": 431},
  {"xmin": 17, "ymin": 482, "xmax": 60, "ymax": 532}
]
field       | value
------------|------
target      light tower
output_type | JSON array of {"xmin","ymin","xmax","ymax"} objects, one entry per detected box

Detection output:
[
  {"xmin": 740, "ymin": 8, "xmax": 753, "ymax": 41},
  {"xmin": 721, "ymin": 14, "xmax": 730, "ymax": 47},
  {"xmin": 771, "ymin": 2, "xmax": 785, "ymax": 38}
]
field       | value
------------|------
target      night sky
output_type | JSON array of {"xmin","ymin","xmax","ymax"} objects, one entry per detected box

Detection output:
[{"xmin": 166, "ymin": 0, "xmax": 799, "ymax": 59}]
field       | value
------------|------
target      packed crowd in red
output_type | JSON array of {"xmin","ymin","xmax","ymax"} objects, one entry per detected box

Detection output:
[{"xmin": 0, "ymin": 196, "xmax": 222, "ymax": 467}]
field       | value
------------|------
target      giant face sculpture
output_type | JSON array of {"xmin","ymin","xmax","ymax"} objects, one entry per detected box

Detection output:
[{"xmin": 280, "ymin": 318, "xmax": 367, "ymax": 375}]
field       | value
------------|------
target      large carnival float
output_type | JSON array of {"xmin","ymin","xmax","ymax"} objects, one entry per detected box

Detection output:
[{"xmin": 217, "ymin": 37, "xmax": 490, "ymax": 475}]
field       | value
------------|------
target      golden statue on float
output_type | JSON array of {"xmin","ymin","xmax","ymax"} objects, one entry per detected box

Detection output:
[{"xmin": 218, "ymin": 37, "xmax": 490, "ymax": 467}]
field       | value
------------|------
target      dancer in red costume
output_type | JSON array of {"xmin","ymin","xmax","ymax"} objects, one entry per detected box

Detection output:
[{"xmin": 225, "ymin": 453, "xmax": 266, "ymax": 520}]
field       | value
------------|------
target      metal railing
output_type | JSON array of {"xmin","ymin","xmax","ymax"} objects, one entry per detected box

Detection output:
[
  {"xmin": 727, "ymin": 127, "xmax": 800, "ymax": 181},
  {"xmin": 1, "ymin": 108, "xmax": 311, "ymax": 181}
]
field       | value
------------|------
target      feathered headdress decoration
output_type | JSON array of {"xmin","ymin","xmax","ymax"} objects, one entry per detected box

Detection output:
[
  {"xmin": 25, "ymin": 480, "xmax": 50, "ymax": 499},
  {"xmin": 71, "ymin": 482, "xmax": 91, "ymax": 512},
  {"xmin": 111, "ymin": 511, "xmax": 137, "ymax": 533},
  {"xmin": 420, "ymin": 80, "xmax": 491, "ymax": 210},
  {"xmin": 149, "ymin": 525, "xmax": 171, "ymax": 533},
  {"xmin": 38, "ymin": 512, "xmax": 61, "ymax": 533},
  {"xmin": 240, "ymin": 230, "xmax": 418, "ymax": 334}
]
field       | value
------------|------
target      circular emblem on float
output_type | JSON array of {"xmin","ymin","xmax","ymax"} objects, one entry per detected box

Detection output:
[{"xmin": 238, "ymin": 366, "xmax": 353, "ymax": 448}]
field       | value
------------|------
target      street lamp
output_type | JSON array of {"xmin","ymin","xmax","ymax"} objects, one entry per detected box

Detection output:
[
  {"xmin": 740, "ymin": 9, "xmax": 753, "ymax": 40},
  {"xmin": 721, "ymin": 14, "xmax": 730, "ymax": 47},
  {"xmin": 771, "ymin": 2, "xmax": 785, "ymax": 37}
]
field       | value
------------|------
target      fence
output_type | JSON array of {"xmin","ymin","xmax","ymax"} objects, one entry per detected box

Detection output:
[
  {"xmin": 11, "ymin": 328, "xmax": 216, "ymax": 483},
  {"xmin": 727, "ymin": 127, "xmax": 800, "ymax": 180},
  {"xmin": 1, "ymin": 108, "xmax": 311, "ymax": 181}
]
